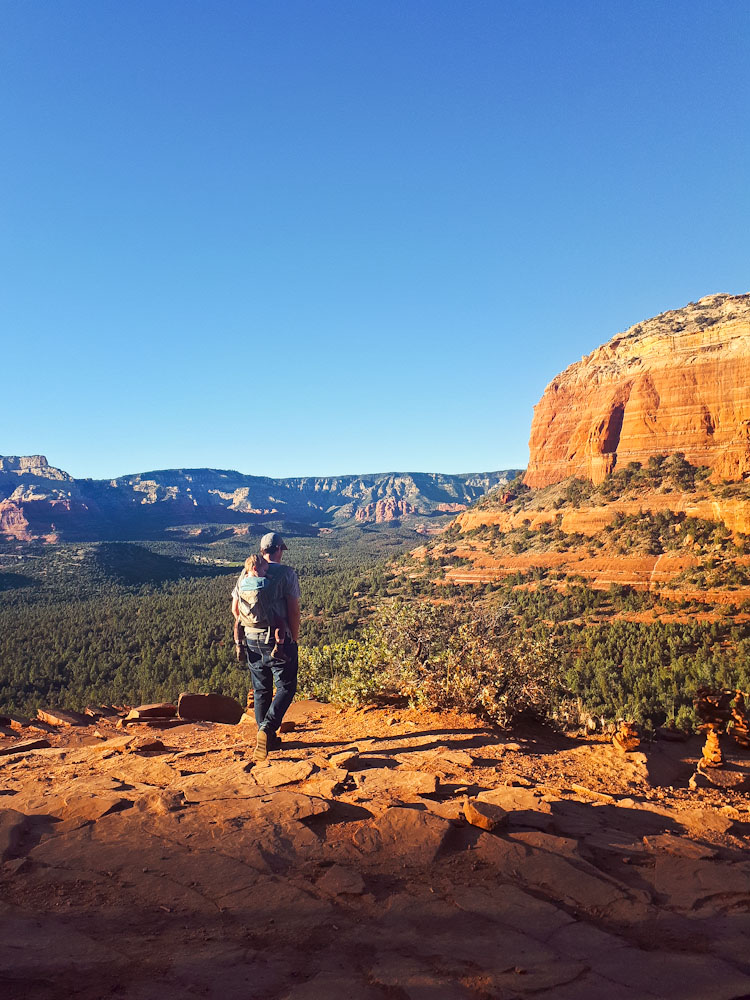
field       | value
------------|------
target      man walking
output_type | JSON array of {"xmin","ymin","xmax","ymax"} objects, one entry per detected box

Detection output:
[{"xmin": 233, "ymin": 532, "xmax": 301, "ymax": 762}]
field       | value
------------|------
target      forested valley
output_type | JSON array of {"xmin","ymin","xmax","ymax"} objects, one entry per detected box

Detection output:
[{"xmin": 2, "ymin": 483, "xmax": 749, "ymax": 730}]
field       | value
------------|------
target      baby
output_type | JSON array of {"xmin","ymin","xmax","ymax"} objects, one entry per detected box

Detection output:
[{"xmin": 243, "ymin": 553, "xmax": 288, "ymax": 661}]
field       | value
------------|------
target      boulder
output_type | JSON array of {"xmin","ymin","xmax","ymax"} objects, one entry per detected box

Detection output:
[
  {"xmin": 85, "ymin": 705, "xmax": 120, "ymax": 718},
  {"xmin": 177, "ymin": 693, "xmax": 243, "ymax": 725},
  {"xmin": 463, "ymin": 796, "xmax": 508, "ymax": 832},
  {"xmin": 129, "ymin": 736, "xmax": 166, "ymax": 753},
  {"xmin": 477, "ymin": 786, "xmax": 554, "ymax": 831},
  {"xmin": 36, "ymin": 707, "xmax": 88, "ymax": 727},
  {"xmin": 327, "ymin": 749, "xmax": 359, "ymax": 769},
  {"xmin": 0, "ymin": 738, "xmax": 50, "ymax": 757},
  {"xmin": 126, "ymin": 703, "xmax": 177, "ymax": 720}
]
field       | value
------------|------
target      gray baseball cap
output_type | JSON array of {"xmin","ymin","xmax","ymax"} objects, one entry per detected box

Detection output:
[{"xmin": 260, "ymin": 531, "xmax": 287, "ymax": 552}]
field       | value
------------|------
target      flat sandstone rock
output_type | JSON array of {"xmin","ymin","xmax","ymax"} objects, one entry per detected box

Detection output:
[{"xmin": 37, "ymin": 707, "xmax": 88, "ymax": 727}]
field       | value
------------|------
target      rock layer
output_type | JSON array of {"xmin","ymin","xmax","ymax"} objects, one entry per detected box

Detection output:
[
  {"xmin": 0, "ymin": 460, "xmax": 520, "ymax": 540},
  {"xmin": 525, "ymin": 294, "xmax": 750, "ymax": 487}
]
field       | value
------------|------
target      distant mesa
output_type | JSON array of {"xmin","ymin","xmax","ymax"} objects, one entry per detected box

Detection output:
[
  {"xmin": 0, "ymin": 460, "xmax": 521, "ymax": 543},
  {"xmin": 525, "ymin": 293, "xmax": 750, "ymax": 487}
]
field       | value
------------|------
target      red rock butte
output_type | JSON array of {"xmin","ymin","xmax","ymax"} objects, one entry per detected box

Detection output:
[{"xmin": 524, "ymin": 293, "xmax": 750, "ymax": 488}]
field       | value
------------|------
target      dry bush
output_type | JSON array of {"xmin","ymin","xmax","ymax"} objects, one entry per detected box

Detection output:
[{"xmin": 363, "ymin": 599, "xmax": 561, "ymax": 727}]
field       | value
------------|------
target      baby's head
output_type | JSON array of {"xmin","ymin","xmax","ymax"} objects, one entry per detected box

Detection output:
[{"xmin": 244, "ymin": 553, "xmax": 269, "ymax": 577}]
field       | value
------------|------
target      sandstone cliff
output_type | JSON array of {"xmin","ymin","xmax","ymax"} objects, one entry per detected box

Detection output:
[
  {"xmin": 0, "ymin": 458, "xmax": 520, "ymax": 541},
  {"xmin": 525, "ymin": 294, "xmax": 750, "ymax": 487}
]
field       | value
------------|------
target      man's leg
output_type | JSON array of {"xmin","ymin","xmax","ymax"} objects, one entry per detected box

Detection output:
[
  {"xmin": 248, "ymin": 643, "xmax": 273, "ymax": 729},
  {"xmin": 260, "ymin": 648, "xmax": 298, "ymax": 736}
]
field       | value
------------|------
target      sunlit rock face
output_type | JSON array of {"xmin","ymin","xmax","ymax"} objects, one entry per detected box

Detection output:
[{"xmin": 525, "ymin": 294, "xmax": 750, "ymax": 487}]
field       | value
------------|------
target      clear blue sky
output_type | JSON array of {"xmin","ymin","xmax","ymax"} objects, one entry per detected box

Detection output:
[{"xmin": 2, "ymin": 1, "xmax": 748, "ymax": 480}]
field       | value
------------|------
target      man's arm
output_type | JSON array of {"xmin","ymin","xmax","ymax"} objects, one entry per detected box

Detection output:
[{"xmin": 286, "ymin": 596, "xmax": 300, "ymax": 643}]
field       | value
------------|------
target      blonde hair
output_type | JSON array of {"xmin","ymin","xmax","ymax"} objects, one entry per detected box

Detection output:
[{"xmin": 244, "ymin": 553, "xmax": 268, "ymax": 576}]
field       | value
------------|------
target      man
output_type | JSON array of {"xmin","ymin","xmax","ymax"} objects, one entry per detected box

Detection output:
[{"xmin": 232, "ymin": 532, "xmax": 301, "ymax": 762}]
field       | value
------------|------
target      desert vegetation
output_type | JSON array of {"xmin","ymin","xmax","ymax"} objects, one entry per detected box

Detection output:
[{"xmin": 2, "ymin": 456, "xmax": 749, "ymax": 731}]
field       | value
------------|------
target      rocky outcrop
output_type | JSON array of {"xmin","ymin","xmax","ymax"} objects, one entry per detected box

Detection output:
[
  {"xmin": 457, "ymin": 490, "xmax": 750, "ymax": 537},
  {"xmin": 354, "ymin": 498, "xmax": 416, "ymax": 523},
  {"xmin": 2, "ymin": 700, "xmax": 749, "ymax": 998},
  {"xmin": 525, "ymin": 294, "xmax": 750, "ymax": 487},
  {"xmin": 0, "ymin": 499, "xmax": 32, "ymax": 540},
  {"xmin": 0, "ymin": 455, "xmax": 71, "ymax": 480},
  {"xmin": 0, "ymin": 458, "xmax": 520, "ymax": 541}
]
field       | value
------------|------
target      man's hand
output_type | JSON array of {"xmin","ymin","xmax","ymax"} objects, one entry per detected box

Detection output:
[{"xmin": 286, "ymin": 596, "xmax": 301, "ymax": 643}]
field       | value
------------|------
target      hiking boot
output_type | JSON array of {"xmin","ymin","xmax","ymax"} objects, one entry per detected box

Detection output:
[
  {"xmin": 268, "ymin": 733, "xmax": 282, "ymax": 751},
  {"xmin": 253, "ymin": 729, "xmax": 269, "ymax": 762}
]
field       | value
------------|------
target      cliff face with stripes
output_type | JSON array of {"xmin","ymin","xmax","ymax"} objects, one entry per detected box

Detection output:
[{"xmin": 524, "ymin": 294, "xmax": 750, "ymax": 488}]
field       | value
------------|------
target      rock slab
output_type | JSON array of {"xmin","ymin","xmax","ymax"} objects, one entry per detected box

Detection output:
[{"xmin": 177, "ymin": 693, "xmax": 243, "ymax": 724}]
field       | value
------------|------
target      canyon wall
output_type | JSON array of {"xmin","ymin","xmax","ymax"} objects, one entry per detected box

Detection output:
[
  {"xmin": 0, "ymin": 459, "xmax": 521, "ymax": 541},
  {"xmin": 525, "ymin": 294, "xmax": 750, "ymax": 487}
]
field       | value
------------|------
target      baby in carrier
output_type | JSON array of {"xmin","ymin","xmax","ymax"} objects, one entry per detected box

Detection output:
[{"xmin": 235, "ymin": 553, "xmax": 288, "ymax": 662}]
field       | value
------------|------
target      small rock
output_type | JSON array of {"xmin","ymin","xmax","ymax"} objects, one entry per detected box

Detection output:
[
  {"xmin": 501, "ymin": 774, "xmax": 533, "ymax": 788},
  {"xmin": 569, "ymin": 783, "xmax": 616, "ymax": 803},
  {"xmin": 477, "ymin": 786, "xmax": 553, "ymax": 831},
  {"xmin": 464, "ymin": 797, "xmax": 508, "ymax": 832},
  {"xmin": 7, "ymin": 716, "xmax": 30, "ymax": 732},
  {"xmin": 89, "ymin": 735, "xmax": 136, "ymax": 754},
  {"xmin": 305, "ymin": 772, "xmax": 348, "ymax": 798},
  {"xmin": 3, "ymin": 857, "xmax": 31, "ymax": 874},
  {"xmin": 279, "ymin": 720, "xmax": 296, "ymax": 733},
  {"xmin": 328, "ymin": 750, "xmax": 359, "ymax": 770},
  {"xmin": 137, "ymin": 790, "xmax": 186, "ymax": 815},
  {"xmin": 438, "ymin": 749, "xmax": 474, "ymax": 767},
  {"xmin": 130, "ymin": 736, "xmax": 166, "ymax": 753},
  {"xmin": 316, "ymin": 864, "xmax": 365, "ymax": 896}
]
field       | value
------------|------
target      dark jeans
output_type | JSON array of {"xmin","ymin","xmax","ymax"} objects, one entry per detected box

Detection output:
[{"xmin": 246, "ymin": 636, "xmax": 298, "ymax": 735}]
